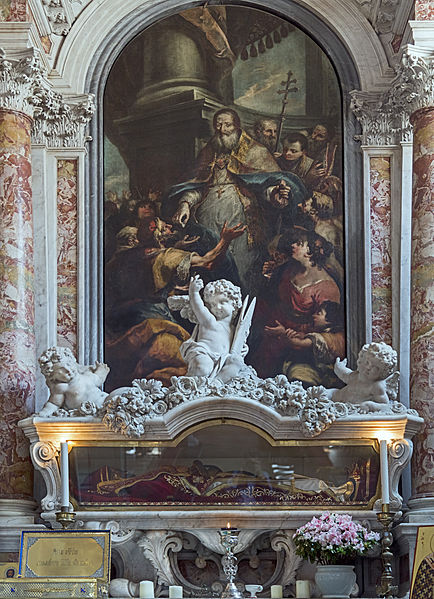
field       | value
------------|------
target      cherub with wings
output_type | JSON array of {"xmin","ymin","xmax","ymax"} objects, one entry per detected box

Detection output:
[
  {"xmin": 330, "ymin": 342, "xmax": 399, "ymax": 412},
  {"xmin": 168, "ymin": 275, "xmax": 256, "ymax": 382}
]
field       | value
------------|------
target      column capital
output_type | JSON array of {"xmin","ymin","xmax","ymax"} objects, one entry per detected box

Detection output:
[
  {"xmin": 0, "ymin": 47, "xmax": 44, "ymax": 116},
  {"xmin": 350, "ymin": 48, "xmax": 434, "ymax": 146},
  {"xmin": 0, "ymin": 47, "xmax": 95, "ymax": 148},
  {"xmin": 394, "ymin": 47, "xmax": 434, "ymax": 114},
  {"xmin": 349, "ymin": 90, "xmax": 411, "ymax": 146},
  {"xmin": 32, "ymin": 90, "xmax": 95, "ymax": 148}
]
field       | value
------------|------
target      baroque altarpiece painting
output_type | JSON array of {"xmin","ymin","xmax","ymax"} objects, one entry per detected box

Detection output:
[
  {"xmin": 101, "ymin": 5, "xmax": 352, "ymax": 509},
  {"xmin": 104, "ymin": 5, "xmax": 345, "ymax": 394}
]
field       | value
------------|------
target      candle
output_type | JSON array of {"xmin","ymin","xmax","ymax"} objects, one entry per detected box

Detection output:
[
  {"xmin": 169, "ymin": 586, "xmax": 183, "ymax": 598},
  {"xmin": 271, "ymin": 585, "xmax": 283, "ymax": 598},
  {"xmin": 296, "ymin": 581, "xmax": 310, "ymax": 599},
  {"xmin": 139, "ymin": 581, "xmax": 154, "ymax": 598},
  {"xmin": 221, "ymin": 522, "xmax": 238, "ymax": 532},
  {"xmin": 379, "ymin": 439, "xmax": 390, "ymax": 506},
  {"xmin": 60, "ymin": 441, "xmax": 69, "ymax": 509}
]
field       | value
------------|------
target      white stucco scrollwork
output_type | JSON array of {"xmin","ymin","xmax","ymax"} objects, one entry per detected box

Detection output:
[
  {"xmin": 74, "ymin": 520, "xmax": 135, "ymax": 544},
  {"xmin": 31, "ymin": 89, "xmax": 95, "ymax": 148},
  {"xmin": 372, "ymin": 438, "xmax": 413, "ymax": 511},
  {"xmin": 102, "ymin": 371, "xmax": 418, "ymax": 439},
  {"xmin": 270, "ymin": 530, "xmax": 302, "ymax": 588},
  {"xmin": 389, "ymin": 438, "xmax": 413, "ymax": 509},
  {"xmin": 350, "ymin": 89, "xmax": 412, "ymax": 145},
  {"xmin": 393, "ymin": 49, "xmax": 434, "ymax": 114},
  {"xmin": 104, "ymin": 520, "xmax": 136, "ymax": 544},
  {"xmin": 351, "ymin": 48, "xmax": 434, "ymax": 145},
  {"xmin": 30, "ymin": 440, "xmax": 60, "ymax": 511},
  {"xmin": 0, "ymin": 47, "xmax": 44, "ymax": 115},
  {"xmin": 0, "ymin": 46, "xmax": 94, "ymax": 148},
  {"xmin": 138, "ymin": 530, "xmax": 183, "ymax": 587},
  {"xmin": 41, "ymin": 0, "xmax": 75, "ymax": 36}
]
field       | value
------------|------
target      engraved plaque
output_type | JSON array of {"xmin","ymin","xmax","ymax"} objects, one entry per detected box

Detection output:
[{"xmin": 19, "ymin": 531, "xmax": 110, "ymax": 582}]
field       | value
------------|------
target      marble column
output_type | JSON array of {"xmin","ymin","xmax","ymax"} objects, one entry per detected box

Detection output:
[
  {"xmin": 409, "ymin": 105, "xmax": 434, "ymax": 500},
  {"xmin": 0, "ymin": 48, "xmax": 47, "ymax": 552},
  {"xmin": 0, "ymin": 108, "xmax": 35, "ymax": 501}
]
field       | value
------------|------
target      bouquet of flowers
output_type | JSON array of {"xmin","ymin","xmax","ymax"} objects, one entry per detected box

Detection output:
[{"xmin": 293, "ymin": 512, "xmax": 380, "ymax": 565}]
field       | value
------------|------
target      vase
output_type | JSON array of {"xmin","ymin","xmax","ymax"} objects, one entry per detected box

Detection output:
[{"xmin": 314, "ymin": 565, "xmax": 356, "ymax": 599}]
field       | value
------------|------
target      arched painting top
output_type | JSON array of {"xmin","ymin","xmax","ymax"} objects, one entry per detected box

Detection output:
[
  {"xmin": 55, "ymin": 0, "xmax": 394, "ymax": 96},
  {"xmin": 94, "ymin": 4, "xmax": 366, "ymax": 387}
]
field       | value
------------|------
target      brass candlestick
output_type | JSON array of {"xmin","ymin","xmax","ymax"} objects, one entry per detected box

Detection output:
[
  {"xmin": 56, "ymin": 507, "xmax": 76, "ymax": 529},
  {"xmin": 376, "ymin": 505, "xmax": 398, "ymax": 599},
  {"xmin": 220, "ymin": 528, "xmax": 243, "ymax": 599}
]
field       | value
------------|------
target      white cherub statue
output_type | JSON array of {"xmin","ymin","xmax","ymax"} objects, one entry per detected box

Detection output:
[
  {"xmin": 38, "ymin": 346, "xmax": 109, "ymax": 416},
  {"xmin": 167, "ymin": 276, "xmax": 256, "ymax": 383},
  {"xmin": 330, "ymin": 342, "xmax": 399, "ymax": 412}
]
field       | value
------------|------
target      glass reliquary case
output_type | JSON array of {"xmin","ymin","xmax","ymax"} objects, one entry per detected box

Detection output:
[{"xmin": 68, "ymin": 421, "xmax": 380, "ymax": 510}]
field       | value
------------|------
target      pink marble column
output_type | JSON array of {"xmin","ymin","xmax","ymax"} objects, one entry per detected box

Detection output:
[
  {"xmin": 369, "ymin": 156, "xmax": 392, "ymax": 344},
  {"xmin": 57, "ymin": 159, "xmax": 78, "ymax": 352},
  {"xmin": 0, "ymin": 108, "xmax": 35, "ymax": 499},
  {"xmin": 415, "ymin": 0, "xmax": 434, "ymax": 20},
  {"xmin": 0, "ymin": 0, "xmax": 26, "ymax": 21},
  {"xmin": 409, "ymin": 106, "xmax": 434, "ymax": 498}
]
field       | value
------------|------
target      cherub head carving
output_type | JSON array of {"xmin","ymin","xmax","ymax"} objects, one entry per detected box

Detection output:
[
  {"xmin": 357, "ymin": 342, "xmax": 397, "ymax": 381},
  {"xmin": 203, "ymin": 279, "xmax": 242, "ymax": 321},
  {"xmin": 39, "ymin": 346, "xmax": 78, "ymax": 384}
]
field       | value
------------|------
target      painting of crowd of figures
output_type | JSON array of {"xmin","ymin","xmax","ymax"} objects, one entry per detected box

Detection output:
[{"xmin": 103, "ymin": 5, "xmax": 345, "ymax": 393}]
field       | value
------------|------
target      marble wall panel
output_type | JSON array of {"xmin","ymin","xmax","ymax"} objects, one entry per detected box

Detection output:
[
  {"xmin": 0, "ymin": 0, "xmax": 26, "ymax": 21},
  {"xmin": 0, "ymin": 109, "xmax": 35, "ymax": 498},
  {"xmin": 57, "ymin": 159, "xmax": 78, "ymax": 352},
  {"xmin": 369, "ymin": 156, "xmax": 392, "ymax": 345},
  {"xmin": 410, "ymin": 107, "xmax": 434, "ymax": 496},
  {"xmin": 415, "ymin": 0, "xmax": 434, "ymax": 20}
]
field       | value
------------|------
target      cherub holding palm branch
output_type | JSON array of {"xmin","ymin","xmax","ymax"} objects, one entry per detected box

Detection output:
[{"xmin": 168, "ymin": 276, "xmax": 256, "ymax": 383}]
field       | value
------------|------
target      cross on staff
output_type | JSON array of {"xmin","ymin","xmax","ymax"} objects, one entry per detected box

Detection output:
[{"xmin": 274, "ymin": 70, "xmax": 298, "ymax": 153}]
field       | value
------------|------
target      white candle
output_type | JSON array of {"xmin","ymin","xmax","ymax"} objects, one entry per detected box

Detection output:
[
  {"xmin": 379, "ymin": 439, "xmax": 390, "ymax": 506},
  {"xmin": 169, "ymin": 586, "xmax": 183, "ymax": 598},
  {"xmin": 296, "ymin": 581, "xmax": 310, "ymax": 599},
  {"xmin": 139, "ymin": 580, "xmax": 154, "ymax": 598},
  {"xmin": 60, "ymin": 441, "xmax": 69, "ymax": 509},
  {"xmin": 271, "ymin": 585, "xmax": 283, "ymax": 598}
]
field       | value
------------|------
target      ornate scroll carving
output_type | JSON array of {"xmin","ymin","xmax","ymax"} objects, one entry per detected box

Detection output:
[
  {"xmin": 138, "ymin": 531, "xmax": 183, "ymax": 587},
  {"xmin": 351, "ymin": 50, "xmax": 434, "ymax": 145},
  {"xmin": 102, "ymin": 373, "xmax": 418, "ymax": 439},
  {"xmin": 0, "ymin": 48, "xmax": 43, "ymax": 115},
  {"xmin": 389, "ymin": 438, "xmax": 413, "ymax": 509},
  {"xmin": 0, "ymin": 47, "xmax": 94, "ymax": 148},
  {"xmin": 394, "ymin": 50, "xmax": 434, "ymax": 114},
  {"xmin": 31, "ymin": 88, "xmax": 95, "ymax": 148},
  {"xmin": 41, "ymin": 0, "xmax": 74, "ymax": 36},
  {"xmin": 372, "ymin": 438, "xmax": 412, "ymax": 511},
  {"xmin": 30, "ymin": 440, "xmax": 60, "ymax": 511},
  {"xmin": 103, "ymin": 520, "xmax": 136, "ymax": 544},
  {"xmin": 270, "ymin": 530, "xmax": 302, "ymax": 588}
]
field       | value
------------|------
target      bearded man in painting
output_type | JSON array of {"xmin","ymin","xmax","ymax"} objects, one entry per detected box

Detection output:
[
  {"xmin": 253, "ymin": 117, "xmax": 278, "ymax": 153},
  {"xmin": 171, "ymin": 108, "xmax": 307, "ymax": 293},
  {"xmin": 105, "ymin": 217, "xmax": 245, "ymax": 389}
]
